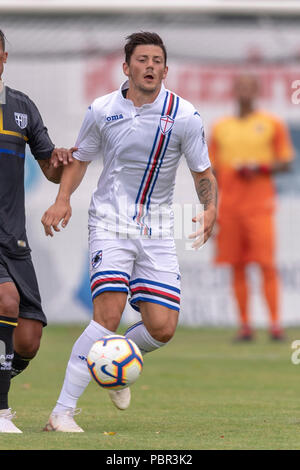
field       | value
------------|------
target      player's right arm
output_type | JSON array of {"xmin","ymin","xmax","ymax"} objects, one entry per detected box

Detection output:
[
  {"xmin": 42, "ymin": 103, "xmax": 101, "ymax": 236},
  {"xmin": 41, "ymin": 159, "xmax": 90, "ymax": 236}
]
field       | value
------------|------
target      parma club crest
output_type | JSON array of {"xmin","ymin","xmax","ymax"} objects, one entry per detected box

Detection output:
[
  {"xmin": 14, "ymin": 112, "xmax": 28, "ymax": 129},
  {"xmin": 160, "ymin": 115, "xmax": 174, "ymax": 135},
  {"xmin": 91, "ymin": 250, "xmax": 103, "ymax": 269}
]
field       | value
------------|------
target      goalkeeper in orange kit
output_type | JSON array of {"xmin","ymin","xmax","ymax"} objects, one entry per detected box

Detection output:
[{"xmin": 209, "ymin": 74, "xmax": 294, "ymax": 341}]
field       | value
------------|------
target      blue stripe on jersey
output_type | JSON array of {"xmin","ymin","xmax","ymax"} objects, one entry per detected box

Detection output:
[
  {"xmin": 143, "ymin": 95, "xmax": 180, "ymax": 215},
  {"xmin": 129, "ymin": 278, "xmax": 181, "ymax": 294},
  {"xmin": 173, "ymin": 96, "xmax": 180, "ymax": 120},
  {"xmin": 133, "ymin": 91, "xmax": 169, "ymax": 210},
  {"xmin": 137, "ymin": 94, "xmax": 177, "ymax": 230},
  {"xmin": 133, "ymin": 91, "xmax": 169, "ymax": 222},
  {"xmin": 90, "ymin": 270, "xmax": 130, "ymax": 283},
  {"xmin": 134, "ymin": 126, "xmax": 160, "ymax": 210},
  {"xmin": 145, "ymin": 130, "xmax": 172, "ymax": 214},
  {"xmin": 0, "ymin": 148, "xmax": 25, "ymax": 159},
  {"xmin": 161, "ymin": 91, "xmax": 169, "ymax": 115}
]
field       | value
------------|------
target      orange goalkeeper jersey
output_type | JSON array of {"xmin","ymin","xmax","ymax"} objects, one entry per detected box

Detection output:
[{"xmin": 209, "ymin": 111, "xmax": 294, "ymax": 215}]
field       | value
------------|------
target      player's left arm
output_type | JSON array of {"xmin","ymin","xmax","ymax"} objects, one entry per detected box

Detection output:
[
  {"xmin": 189, "ymin": 167, "xmax": 218, "ymax": 249},
  {"xmin": 182, "ymin": 110, "xmax": 218, "ymax": 248}
]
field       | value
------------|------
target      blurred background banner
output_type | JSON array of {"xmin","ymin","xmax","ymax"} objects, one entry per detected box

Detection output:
[{"xmin": 1, "ymin": 2, "xmax": 300, "ymax": 325}]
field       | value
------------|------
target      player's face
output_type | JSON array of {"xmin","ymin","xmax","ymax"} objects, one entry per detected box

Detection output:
[
  {"xmin": 0, "ymin": 44, "xmax": 8, "ymax": 80},
  {"xmin": 123, "ymin": 45, "xmax": 168, "ymax": 96},
  {"xmin": 234, "ymin": 76, "xmax": 258, "ymax": 105}
]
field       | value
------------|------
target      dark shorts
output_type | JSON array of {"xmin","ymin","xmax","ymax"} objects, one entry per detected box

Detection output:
[{"xmin": 0, "ymin": 252, "xmax": 47, "ymax": 326}]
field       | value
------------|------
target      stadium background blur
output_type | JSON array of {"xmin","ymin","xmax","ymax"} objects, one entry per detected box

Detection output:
[{"xmin": 1, "ymin": 0, "xmax": 300, "ymax": 328}]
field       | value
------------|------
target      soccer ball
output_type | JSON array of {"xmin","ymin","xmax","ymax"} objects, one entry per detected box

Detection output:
[{"xmin": 87, "ymin": 335, "xmax": 143, "ymax": 390}]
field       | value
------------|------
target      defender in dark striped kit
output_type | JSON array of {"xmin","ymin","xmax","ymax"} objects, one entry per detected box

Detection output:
[{"xmin": 0, "ymin": 30, "xmax": 75, "ymax": 433}]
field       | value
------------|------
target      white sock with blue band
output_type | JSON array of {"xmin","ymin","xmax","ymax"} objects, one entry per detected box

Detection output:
[
  {"xmin": 125, "ymin": 321, "xmax": 166, "ymax": 355},
  {"xmin": 53, "ymin": 320, "xmax": 114, "ymax": 413}
]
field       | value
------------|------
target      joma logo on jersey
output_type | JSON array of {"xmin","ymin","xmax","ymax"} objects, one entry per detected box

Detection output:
[{"xmin": 106, "ymin": 114, "xmax": 124, "ymax": 122}]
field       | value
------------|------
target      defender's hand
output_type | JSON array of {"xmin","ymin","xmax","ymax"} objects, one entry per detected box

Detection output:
[
  {"xmin": 50, "ymin": 147, "xmax": 77, "ymax": 168},
  {"xmin": 41, "ymin": 200, "xmax": 72, "ymax": 237}
]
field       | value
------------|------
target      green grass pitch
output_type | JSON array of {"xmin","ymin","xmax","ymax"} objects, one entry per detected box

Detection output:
[{"xmin": 1, "ymin": 325, "xmax": 300, "ymax": 450}]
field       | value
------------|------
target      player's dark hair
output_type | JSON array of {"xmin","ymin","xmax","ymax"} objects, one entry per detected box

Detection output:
[
  {"xmin": 124, "ymin": 32, "xmax": 167, "ymax": 65},
  {"xmin": 0, "ymin": 30, "xmax": 5, "ymax": 51}
]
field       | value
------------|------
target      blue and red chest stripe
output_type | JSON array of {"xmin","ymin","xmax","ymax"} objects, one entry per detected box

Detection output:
[{"xmin": 134, "ymin": 92, "xmax": 180, "ymax": 234}]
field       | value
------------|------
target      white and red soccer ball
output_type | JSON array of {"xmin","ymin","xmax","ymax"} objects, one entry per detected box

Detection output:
[{"xmin": 87, "ymin": 335, "xmax": 143, "ymax": 390}]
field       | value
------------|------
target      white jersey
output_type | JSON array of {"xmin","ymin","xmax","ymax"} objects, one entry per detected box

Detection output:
[{"xmin": 73, "ymin": 81, "xmax": 210, "ymax": 238}]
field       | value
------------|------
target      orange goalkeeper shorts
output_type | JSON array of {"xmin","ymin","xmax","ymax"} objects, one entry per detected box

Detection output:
[{"xmin": 215, "ymin": 211, "xmax": 276, "ymax": 266}]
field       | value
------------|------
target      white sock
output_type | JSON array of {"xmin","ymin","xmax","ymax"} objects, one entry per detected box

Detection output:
[
  {"xmin": 125, "ymin": 321, "xmax": 166, "ymax": 355},
  {"xmin": 53, "ymin": 320, "xmax": 115, "ymax": 413}
]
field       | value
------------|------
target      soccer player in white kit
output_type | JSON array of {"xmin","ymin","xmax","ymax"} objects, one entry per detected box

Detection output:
[{"xmin": 41, "ymin": 32, "xmax": 217, "ymax": 432}]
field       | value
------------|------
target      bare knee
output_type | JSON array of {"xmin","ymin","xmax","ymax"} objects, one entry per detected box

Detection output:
[
  {"xmin": 149, "ymin": 324, "xmax": 176, "ymax": 343},
  {"xmin": 93, "ymin": 292, "xmax": 127, "ymax": 331},
  {"xmin": 14, "ymin": 319, "xmax": 43, "ymax": 358},
  {"xmin": 140, "ymin": 305, "xmax": 179, "ymax": 344},
  {"xmin": 15, "ymin": 337, "xmax": 41, "ymax": 359},
  {"xmin": 0, "ymin": 292, "xmax": 20, "ymax": 318},
  {"xmin": 94, "ymin": 311, "xmax": 121, "ymax": 331},
  {"xmin": 141, "ymin": 306, "xmax": 178, "ymax": 343}
]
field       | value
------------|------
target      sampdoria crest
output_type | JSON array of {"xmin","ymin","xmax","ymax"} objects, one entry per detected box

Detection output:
[
  {"xmin": 92, "ymin": 250, "xmax": 103, "ymax": 269},
  {"xmin": 160, "ymin": 115, "xmax": 174, "ymax": 135}
]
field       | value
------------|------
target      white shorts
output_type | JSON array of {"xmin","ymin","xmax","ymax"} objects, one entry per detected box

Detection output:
[{"xmin": 88, "ymin": 230, "xmax": 181, "ymax": 313}]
